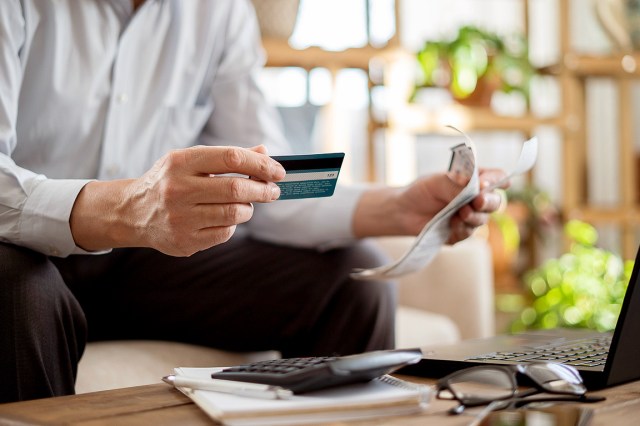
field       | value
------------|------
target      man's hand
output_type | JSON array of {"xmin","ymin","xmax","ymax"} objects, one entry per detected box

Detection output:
[
  {"xmin": 353, "ymin": 169, "xmax": 508, "ymax": 244},
  {"xmin": 443, "ymin": 169, "xmax": 507, "ymax": 244},
  {"xmin": 70, "ymin": 145, "xmax": 285, "ymax": 256}
]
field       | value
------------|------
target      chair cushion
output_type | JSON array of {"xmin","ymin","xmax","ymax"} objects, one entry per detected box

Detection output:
[
  {"xmin": 396, "ymin": 306, "xmax": 460, "ymax": 349},
  {"xmin": 75, "ymin": 340, "xmax": 278, "ymax": 394}
]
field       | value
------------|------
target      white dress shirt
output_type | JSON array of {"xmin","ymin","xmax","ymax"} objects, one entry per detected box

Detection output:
[{"xmin": 0, "ymin": 0, "xmax": 363, "ymax": 257}]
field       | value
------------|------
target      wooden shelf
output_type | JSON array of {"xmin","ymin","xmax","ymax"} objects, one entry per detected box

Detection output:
[
  {"xmin": 388, "ymin": 104, "xmax": 562, "ymax": 134},
  {"xmin": 564, "ymin": 53, "xmax": 640, "ymax": 77},
  {"xmin": 573, "ymin": 207, "xmax": 640, "ymax": 225},
  {"xmin": 262, "ymin": 38, "xmax": 395, "ymax": 70},
  {"xmin": 550, "ymin": 1, "xmax": 640, "ymax": 259}
]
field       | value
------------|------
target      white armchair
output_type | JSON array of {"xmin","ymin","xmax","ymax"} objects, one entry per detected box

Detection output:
[
  {"xmin": 383, "ymin": 236, "xmax": 495, "ymax": 342},
  {"xmin": 76, "ymin": 236, "xmax": 494, "ymax": 393}
]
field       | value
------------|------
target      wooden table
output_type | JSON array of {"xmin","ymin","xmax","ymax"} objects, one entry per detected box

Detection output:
[{"xmin": 1, "ymin": 376, "xmax": 640, "ymax": 425}]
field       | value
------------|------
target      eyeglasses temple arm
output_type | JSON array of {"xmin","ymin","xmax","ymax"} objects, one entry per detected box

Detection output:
[{"xmin": 513, "ymin": 394, "xmax": 606, "ymax": 408}]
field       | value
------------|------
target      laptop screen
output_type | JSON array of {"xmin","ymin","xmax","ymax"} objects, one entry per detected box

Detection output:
[{"xmin": 604, "ymin": 242, "xmax": 640, "ymax": 386}]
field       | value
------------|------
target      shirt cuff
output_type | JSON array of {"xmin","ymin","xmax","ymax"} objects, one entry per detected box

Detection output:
[{"xmin": 19, "ymin": 178, "xmax": 103, "ymax": 257}]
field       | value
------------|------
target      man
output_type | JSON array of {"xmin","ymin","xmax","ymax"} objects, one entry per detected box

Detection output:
[{"xmin": 0, "ymin": 0, "xmax": 506, "ymax": 402}]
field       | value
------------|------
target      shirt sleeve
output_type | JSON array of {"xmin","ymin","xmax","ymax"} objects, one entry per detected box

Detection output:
[
  {"xmin": 0, "ymin": 1, "xmax": 95, "ymax": 257},
  {"xmin": 249, "ymin": 184, "xmax": 368, "ymax": 250},
  {"xmin": 199, "ymin": 0, "xmax": 366, "ymax": 250}
]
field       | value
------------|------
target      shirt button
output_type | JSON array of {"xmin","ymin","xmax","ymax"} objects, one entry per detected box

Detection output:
[
  {"xmin": 49, "ymin": 247, "xmax": 60, "ymax": 256},
  {"xmin": 116, "ymin": 93, "xmax": 129, "ymax": 104}
]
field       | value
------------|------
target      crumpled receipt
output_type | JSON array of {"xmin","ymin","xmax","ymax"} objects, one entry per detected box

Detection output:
[{"xmin": 351, "ymin": 127, "xmax": 538, "ymax": 280}]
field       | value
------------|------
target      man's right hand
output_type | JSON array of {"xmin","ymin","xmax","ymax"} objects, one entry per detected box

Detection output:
[{"xmin": 70, "ymin": 145, "xmax": 285, "ymax": 256}]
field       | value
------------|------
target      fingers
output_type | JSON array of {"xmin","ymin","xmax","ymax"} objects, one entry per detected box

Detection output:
[
  {"xmin": 160, "ymin": 145, "xmax": 283, "ymax": 205},
  {"xmin": 479, "ymin": 168, "xmax": 510, "ymax": 191},
  {"xmin": 457, "ymin": 204, "xmax": 491, "ymax": 228},
  {"xmin": 182, "ymin": 145, "xmax": 285, "ymax": 182},
  {"xmin": 449, "ymin": 189, "xmax": 503, "ymax": 244},
  {"xmin": 249, "ymin": 144, "xmax": 269, "ymax": 155},
  {"xmin": 447, "ymin": 216, "xmax": 477, "ymax": 244},
  {"xmin": 165, "ymin": 225, "xmax": 239, "ymax": 257},
  {"xmin": 187, "ymin": 203, "xmax": 255, "ymax": 228},
  {"xmin": 458, "ymin": 188, "xmax": 504, "ymax": 227},
  {"xmin": 184, "ymin": 175, "xmax": 281, "ymax": 204},
  {"xmin": 472, "ymin": 169, "xmax": 508, "ymax": 215},
  {"xmin": 145, "ymin": 202, "xmax": 255, "ymax": 257},
  {"xmin": 471, "ymin": 190, "xmax": 503, "ymax": 213}
]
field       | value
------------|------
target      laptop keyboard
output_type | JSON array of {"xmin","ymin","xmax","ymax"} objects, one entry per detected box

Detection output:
[{"xmin": 466, "ymin": 336, "xmax": 612, "ymax": 368}]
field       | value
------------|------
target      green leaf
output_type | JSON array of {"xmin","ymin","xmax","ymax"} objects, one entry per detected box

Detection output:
[
  {"xmin": 513, "ymin": 219, "xmax": 632, "ymax": 332},
  {"xmin": 565, "ymin": 220, "xmax": 598, "ymax": 246}
]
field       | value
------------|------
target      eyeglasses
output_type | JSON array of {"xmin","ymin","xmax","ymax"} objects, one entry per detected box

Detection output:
[{"xmin": 436, "ymin": 362, "xmax": 605, "ymax": 415}]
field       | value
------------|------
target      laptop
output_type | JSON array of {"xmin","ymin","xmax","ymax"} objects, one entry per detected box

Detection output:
[{"xmin": 398, "ymin": 242, "xmax": 640, "ymax": 390}]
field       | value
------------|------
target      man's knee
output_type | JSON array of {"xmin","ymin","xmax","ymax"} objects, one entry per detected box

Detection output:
[
  {"xmin": 336, "ymin": 240, "xmax": 398, "ymax": 320},
  {"xmin": 311, "ymin": 241, "xmax": 398, "ymax": 355},
  {"xmin": 0, "ymin": 243, "xmax": 77, "ymax": 315},
  {"xmin": 336, "ymin": 238, "xmax": 393, "ymax": 272},
  {"xmin": 342, "ymin": 276, "xmax": 397, "ymax": 345},
  {"xmin": 0, "ymin": 243, "xmax": 87, "ymax": 401}
]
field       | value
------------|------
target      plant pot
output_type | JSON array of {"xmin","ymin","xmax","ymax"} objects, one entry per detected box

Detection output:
[
  {"xmin": 251, "ymin": 0, "xmax": 301, "ymax": 40},
  {"xmin": 455, "ymin": 74, "xmax": 501, "ymax": 108},
  {"xmin": 487, "ymin": 202, "xmax": 529, "ymax": 293},
  {"xmin": 488, "ymin": 220, "xmax": 519, "ymax": 292}
]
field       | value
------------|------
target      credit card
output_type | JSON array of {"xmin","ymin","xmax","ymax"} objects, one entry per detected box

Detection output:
[{"xmin": 271, "ymin": 153, "xmax": 345, "ymax": 200}]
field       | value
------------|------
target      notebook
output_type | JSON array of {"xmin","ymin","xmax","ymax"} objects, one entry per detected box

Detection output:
[
  {"xmin": 398, "ymin": 242, "xmax": 640, "ymax": 390},
  {"xmin": 173, "ymin": 367, "xmax": 432, "ymax": 426}
]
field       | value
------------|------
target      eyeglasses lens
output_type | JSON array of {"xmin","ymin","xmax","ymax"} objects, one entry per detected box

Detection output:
[
  {"xmin": 523, "ymin": 363, "xmax": 587, "ymax": 395},
  {"xmin": 447, "ymin": 369, "xmax": 515, "ymax": 404}
]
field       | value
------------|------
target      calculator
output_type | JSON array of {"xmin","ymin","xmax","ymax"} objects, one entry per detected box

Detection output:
[{"xmin": 210, "ymin": 348, "xmax": 422, "ymax": 393}]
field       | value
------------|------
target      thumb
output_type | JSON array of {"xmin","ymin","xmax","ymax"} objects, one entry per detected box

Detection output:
[{"xmin": 249, "ymin": 145, "xmax": 269, "ymax": 155}]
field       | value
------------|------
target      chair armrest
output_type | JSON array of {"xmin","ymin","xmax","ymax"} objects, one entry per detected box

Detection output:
[
  {"xmin": 76, "ymin": 341, "xmax": 279, "ymax": 394},
  {"xmin": 375, "ymin": 236, "xmax": 495, "ymax": 340}
]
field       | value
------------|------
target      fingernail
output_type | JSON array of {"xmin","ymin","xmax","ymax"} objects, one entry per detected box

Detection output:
[
  {"xmin": 272, "ymin": 163, "xmax": 286, "ymax": 179},
  {"xmin": 481, "ymin": 194, "xmax": 491, "ymax": 209},
  {"xmin": 271, "ymin": 183, "xmax": 281, "ymax": 200},
  {"xmin": 489, "ymin": 193, "xmax": 503, "ymax": 211}
]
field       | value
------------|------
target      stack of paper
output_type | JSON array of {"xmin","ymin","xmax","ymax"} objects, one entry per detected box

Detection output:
[{"xmin": 173, "ymin": 367, "xmax": 432, "ymax": 426}]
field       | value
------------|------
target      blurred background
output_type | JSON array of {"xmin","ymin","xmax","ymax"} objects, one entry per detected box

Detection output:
[{"xmin": 251, "ymin": 0, "xmax": 640, "ymax": 334}]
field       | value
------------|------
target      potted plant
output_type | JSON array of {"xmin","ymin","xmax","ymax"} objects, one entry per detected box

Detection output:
[
  {"xmin": 412, "ymin": 25, "xmax": 536, "ymax": 107},
  {"xmin": 510, "ymin": 220, "xmax": 634, "ymax": 333},
  {"xmin": 488, "ymin": 186, "xmax": 560, "ymax": 293}
]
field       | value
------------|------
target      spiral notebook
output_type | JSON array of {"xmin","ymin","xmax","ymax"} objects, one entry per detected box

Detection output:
[{"xmin": 173, "ymin": 367, "xmax": 432, "ymax": 426}]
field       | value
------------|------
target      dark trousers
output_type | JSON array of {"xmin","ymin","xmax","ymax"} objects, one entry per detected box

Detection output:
[{"xmin": 0, "ymin": 230, "xmax": 396, "ymax": 403}]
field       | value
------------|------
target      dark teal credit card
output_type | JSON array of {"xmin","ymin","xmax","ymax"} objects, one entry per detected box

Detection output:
[{"xmin": 271, "ymin": 153, "xmax": 345, "ymax": 200}]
